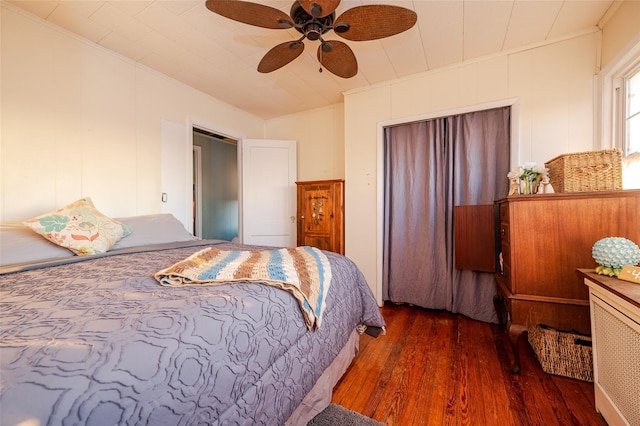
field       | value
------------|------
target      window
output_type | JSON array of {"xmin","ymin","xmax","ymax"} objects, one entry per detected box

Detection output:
[
  {"xmin": 605, "ymin": 45, "xmax": 640, "ymax": 189},
  {"xmin": 619, "ymin": 65, "xmax": 640, "ymax": 189},
  {"xmin": 624, "ymin": 67, "xmax": 640, "ymax": 157}
]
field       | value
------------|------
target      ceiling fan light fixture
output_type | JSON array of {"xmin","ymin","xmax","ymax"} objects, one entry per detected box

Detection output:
[{"xmin": 304, "ymin": 22, "xmax": 323, "ymax": 40}]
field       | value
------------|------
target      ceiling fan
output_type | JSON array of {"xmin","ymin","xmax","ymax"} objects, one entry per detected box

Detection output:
[{"xmin": 205, "ymin": 0, "xmax": 417, "ymax": 78}]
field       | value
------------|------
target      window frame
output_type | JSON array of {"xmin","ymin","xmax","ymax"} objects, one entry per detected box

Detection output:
[
  {"xmin": 613, "ymin": 61, "xmax": 640, "ymax": 156},
  {"xmin": 597, "ymin": 37, "xmax": 640, "ymax": 154}
]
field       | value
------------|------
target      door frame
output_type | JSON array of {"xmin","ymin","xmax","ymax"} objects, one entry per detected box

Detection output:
[
  {"xmin": 193, "ymin": 144, "xmax": 202, "ymax": 238},
  {"xmin": 187, "ymin": 116, "xmax": 244, "ymax": 240},
  {"xmin": 375, "ymin": 98, "xmax": 520, "ymax": 306}
]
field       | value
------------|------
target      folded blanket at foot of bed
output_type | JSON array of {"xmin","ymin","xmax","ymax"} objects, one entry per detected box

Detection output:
[{"xmin": 155, "ymin": 246, "xmax": 332, "ymax": 329}]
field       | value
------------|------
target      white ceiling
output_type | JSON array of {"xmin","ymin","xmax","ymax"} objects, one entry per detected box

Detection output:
[{"xmin": 8, "ymin": 0, "xmax": 618, "ymax": 119}]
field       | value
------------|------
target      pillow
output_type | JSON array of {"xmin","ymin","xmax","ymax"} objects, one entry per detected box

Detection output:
[
  {"xmin": 0, "ymin": 222, "xmax": 76, "ymax": 266},
  {"xmin": 111, "ymin": 214, "xmax": 196, "ymax": 250},
  {"xmin": 23, "ymin": 197, "xmax": 131, "ymax": 256}
]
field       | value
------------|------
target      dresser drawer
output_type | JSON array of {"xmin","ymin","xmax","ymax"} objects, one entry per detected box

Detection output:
[{"xmin": 499, "ymin": 202, "xmax": 509, "ymax": 222}]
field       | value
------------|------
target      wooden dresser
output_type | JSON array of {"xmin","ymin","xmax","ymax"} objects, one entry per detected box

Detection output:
[
  {"xmin": 296, "ymin": 179, "xmax": 344, "ymax": 254},
  {"xmin": 494, "ymin": 190, "xmax": 640, "ymax": 373}
]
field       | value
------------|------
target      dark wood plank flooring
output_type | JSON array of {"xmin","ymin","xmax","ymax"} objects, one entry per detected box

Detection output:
[{"xmin": 332, "ymin": 303, "xmax": 607, "ymax": 425}]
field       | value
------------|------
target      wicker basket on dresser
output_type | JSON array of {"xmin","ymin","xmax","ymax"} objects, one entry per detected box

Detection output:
[{"xmin": 494, "ymin": 190, "xmax": 640, "ymax": 374}]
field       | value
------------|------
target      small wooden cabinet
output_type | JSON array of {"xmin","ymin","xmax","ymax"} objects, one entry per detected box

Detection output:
[
  {"xmin": 580, "ymin": 270, "xmax": 640, "ymax": 426},
  {"xmin": 296, "ymin": 179, "xmax": 344, "ymax": 254},
  {"xmin": 494, "ymin": 190, "xmax": 640, "ymax": 373}
]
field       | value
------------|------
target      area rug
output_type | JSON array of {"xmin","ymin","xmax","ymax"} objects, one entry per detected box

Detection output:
[{"xmin": 307, "ymin": 404, "xmax": 385, "ymax": 426}]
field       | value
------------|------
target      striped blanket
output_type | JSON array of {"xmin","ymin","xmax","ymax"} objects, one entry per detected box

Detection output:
[{"xmin": 154, "ymin": 246, "xmax": 332, "ymax": 329}]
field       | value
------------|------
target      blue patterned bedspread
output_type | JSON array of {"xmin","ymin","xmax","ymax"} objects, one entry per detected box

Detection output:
[{"xmin": 0, "ymin": 242, "xmax": 384, "ymax": 426}]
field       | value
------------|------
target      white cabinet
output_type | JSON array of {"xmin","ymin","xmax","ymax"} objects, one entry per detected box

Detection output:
[{"xmin": 581, "ymin": 270, "xmax": 640, "ymax": 426}]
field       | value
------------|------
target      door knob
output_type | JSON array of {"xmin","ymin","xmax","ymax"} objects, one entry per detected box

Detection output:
[{"xmin": 291, "ymin": 216, "xmax": 296, "ymax": 223}]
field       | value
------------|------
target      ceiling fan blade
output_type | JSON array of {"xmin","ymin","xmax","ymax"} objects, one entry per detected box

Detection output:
[
  {"xmin": 258, "ymin": 41, "xmax": 305, "ymax": 73},
  {"xmin": 317, "ymin": 40, "xmax": 357, "ymax": 78},
  {"xmin": 205, "ymin": 0, "xmax": 293, "ymax": 29},
  {"xmin": 335, "ymin": 5, "xmax": 417, "ymax": 41},
  {"xmin": 298, "ymin": 0, "xmax": 340, "ymax": 18}
]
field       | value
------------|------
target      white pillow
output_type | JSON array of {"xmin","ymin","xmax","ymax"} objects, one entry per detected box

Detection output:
[
  {"xmin": 0, "ymin": 222, "xmax": 75, "ymax": 266},
  {"xmin": 112, "ymin": 214, "xmax": 196, "ymax": 249}
]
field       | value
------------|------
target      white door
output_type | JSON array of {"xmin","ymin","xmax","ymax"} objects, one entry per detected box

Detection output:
[
  {"xmin": 241, "ymin": 139, "xmax": 297, "ymax": 247},
  {"xmin": 160, "ymin": 119, "xmax": 192, "ymax": 233}
]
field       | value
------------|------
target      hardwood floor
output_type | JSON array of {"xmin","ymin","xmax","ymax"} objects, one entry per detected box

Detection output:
[{"xmin": 332, "ymin": 303, "xmax": 607, "ymax": 426}]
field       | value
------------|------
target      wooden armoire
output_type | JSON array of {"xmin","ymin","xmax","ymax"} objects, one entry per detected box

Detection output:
[{"xmin": 296, "ymin": 179, "xmax": 344, "ymax": 254}]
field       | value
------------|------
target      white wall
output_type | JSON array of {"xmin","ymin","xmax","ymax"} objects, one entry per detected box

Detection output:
[
  {"xmin": 343, "ymin": 33, "xmax": 600, "ymax": 299},
  {"xmin": 265, "ymin": 103, "xmax": 345, "ymax": 182},
  {"xmin": 600, "ymin": 0, "xmax": 640, "ymax": 69},
  {"xmin": 1, "ymin": 5, "xmax": 264, "ymax": 222}
]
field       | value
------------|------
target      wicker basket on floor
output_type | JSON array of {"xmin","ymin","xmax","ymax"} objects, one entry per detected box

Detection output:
[
  {"xmin": 544, "ymin": 149, "xmax": 622, "ymax": 193},
  {"xmin": 528, "ymin": 324, "xmax": 593, "ymax": 382}
]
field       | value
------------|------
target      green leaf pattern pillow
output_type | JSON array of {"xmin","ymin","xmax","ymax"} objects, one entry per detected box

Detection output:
[{"xmin": 23, "ymin": 198, "xmax": 132, "ymax": 256}]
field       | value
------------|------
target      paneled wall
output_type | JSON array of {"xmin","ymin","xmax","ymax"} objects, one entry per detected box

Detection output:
[
  {"xmin": 343, "ymin": 33, "xmax": 600, "ymax": 300},
  {"xmin": 600, "ymin": 0, "xmax": 640, "ymax": 69},
  {"xmin": 265, "ymin": 103, "xmax": 345, "ymax": 182},
  {"xmin": 1, "ymin": 5, "xmax": 263, "ymax": 222}
]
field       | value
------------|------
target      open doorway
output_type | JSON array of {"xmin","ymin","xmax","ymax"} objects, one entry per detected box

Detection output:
[{"xmin": 192, "ymin": 128, "xmax": 239, "ymax": 241}]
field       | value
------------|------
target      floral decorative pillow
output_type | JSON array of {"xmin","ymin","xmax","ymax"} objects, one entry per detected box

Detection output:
[{"xmin": 23, "ymin": 197, "xmax": 132, "ymax": 256}]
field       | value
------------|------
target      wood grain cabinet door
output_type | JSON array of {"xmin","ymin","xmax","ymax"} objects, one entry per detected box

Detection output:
[
  {"xmin": 296, "ymin": 180, "xmax": 344, "ymax": 254},
  {"xmin": 453, "ymin": 204, "xmax": 496, "ymax": 272}
]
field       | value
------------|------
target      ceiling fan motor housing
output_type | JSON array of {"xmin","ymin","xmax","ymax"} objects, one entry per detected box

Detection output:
[{"xmin": 291, "ymin": 1, "xmax": 334, "ymax": 40}]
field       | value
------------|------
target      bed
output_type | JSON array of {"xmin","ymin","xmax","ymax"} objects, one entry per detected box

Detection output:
[{"xmin": 0, "ymin": 211, "xmax": 385, "ymax": 426}]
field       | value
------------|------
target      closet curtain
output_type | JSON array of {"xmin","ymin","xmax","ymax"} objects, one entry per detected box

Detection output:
[{"xmin": 382, "ymin": 106, "xmax": 510, "ymax": 323}]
